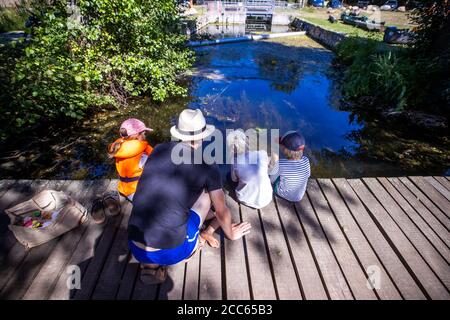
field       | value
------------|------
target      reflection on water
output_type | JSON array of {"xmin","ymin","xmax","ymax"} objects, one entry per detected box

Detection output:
[
  {"xmin": 189, "ymin": 35, "xmax": 449, "ymax": 177},
  {"xmin": 197, "ymin": 23, "xmax": 290, "ymax": 38},
  {"xmin": 191, "ymin": 36, "xmax": 362, "ymax": 177},
  {"xmin": 0, "ymin": 34, "xmax": 448, "ymax": 179}
]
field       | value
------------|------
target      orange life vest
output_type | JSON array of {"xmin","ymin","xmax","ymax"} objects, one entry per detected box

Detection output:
[{"xmin": 112, "ymin": 139, "xmax": 153, "ymax": 197}]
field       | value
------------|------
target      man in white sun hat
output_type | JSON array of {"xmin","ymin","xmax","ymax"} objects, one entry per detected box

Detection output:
[{"xmin": 128, "ymin": 109, "xmax": 252, "ymax": 284}]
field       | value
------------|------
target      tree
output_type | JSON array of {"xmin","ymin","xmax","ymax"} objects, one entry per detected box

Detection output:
[
  {"xmin": 409, "ymin": 0, "xmax": 450, "ymax": 115},
  {"xmin": 410, "ymin": 0, "xmax": 450, "ymax": 58},
  {"xmin": 0, "ymin": 0, "xmax": 193, "ymax": 138}
]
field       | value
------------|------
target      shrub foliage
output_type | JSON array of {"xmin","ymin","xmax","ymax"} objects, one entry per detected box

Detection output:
[{"xmin": 0, "ymin": 0, "xmax": 193, "ymax": 139}]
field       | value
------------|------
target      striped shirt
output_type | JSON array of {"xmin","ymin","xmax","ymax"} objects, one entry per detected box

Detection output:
[{"xmin": 269, "ymin": 156, "xmax": 310, "ymax": 202}]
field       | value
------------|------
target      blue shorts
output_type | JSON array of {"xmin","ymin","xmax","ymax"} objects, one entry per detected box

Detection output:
[{"xmin": 128, "ymin": 209, "xmax": 201, "ymax": 266}]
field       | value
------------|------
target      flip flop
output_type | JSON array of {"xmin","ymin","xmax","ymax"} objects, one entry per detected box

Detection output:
[
  {"xmin": 103, "ymin": 191, "xmax": 121, "ymax": 217},
  {"xmin": 90, "ymin": 197, "xmax": 106, "ymax": 224},
  {"xmin": 140, "ymin": 266, "xmax": 167, "ymax": 285}
]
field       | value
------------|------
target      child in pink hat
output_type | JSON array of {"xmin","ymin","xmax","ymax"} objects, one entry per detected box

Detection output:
[{"xmin": 108, "ymin": 118, "xmax": 154, "ymax": 203}]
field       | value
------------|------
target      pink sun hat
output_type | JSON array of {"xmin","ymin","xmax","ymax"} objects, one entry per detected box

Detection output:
[{"xmin": 119, "ymin": 118, "xmax": 153, "ymax": 137}]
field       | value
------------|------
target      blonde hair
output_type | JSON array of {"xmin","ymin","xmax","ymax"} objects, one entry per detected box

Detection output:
[
  {"xmin": 281, "ymin": 145, "xmax": 303, "ymax": 160},
  {"xmin": 227, "ymin": 130, "xmax": 248, "ymax": 156},
  {"xmin": 108, "ymin": 129, "xmax": 145, "ymax": 158}
]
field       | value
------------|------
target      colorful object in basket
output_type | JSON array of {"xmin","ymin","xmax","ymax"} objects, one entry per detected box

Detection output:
[{"xmin": 15, "ymin": 210, "xmax": 60, "ymax": 229}]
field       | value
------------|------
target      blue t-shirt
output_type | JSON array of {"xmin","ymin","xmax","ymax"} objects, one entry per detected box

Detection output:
[{"xmin": 128, "ymin": 142, "xmax": 222, "ymax": 249}]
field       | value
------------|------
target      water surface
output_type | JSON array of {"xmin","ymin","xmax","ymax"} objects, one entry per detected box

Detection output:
[{"xmin": 0, "ymin": 34, "xmax": 448, "ymax": 179}]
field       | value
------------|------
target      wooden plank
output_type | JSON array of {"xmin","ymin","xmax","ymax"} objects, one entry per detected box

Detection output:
[
  {"xmin": 131, "ymin": 271, "xmax": 159, "ymax": 300},
  {"xmin": 274, "ymin": 196, "xmax": 328, "ymax": 300},
  {"xmin": 47, "ymin": 179, "xmax": 112, "ymax": 300},
  {"xmin": 183, "ymin": 249, "xmax": 200, "ymax": 300},
  {"xmin": 259, "ymin": 200, "xmax": 302, "ymax": 299},
  {"xmin": 0, "ymin": 180, "xmax": 70, "ymax": 299},
  {"xmin": 224, "ymin": 195, "xmax": 251, "ymax": 300},
  {"xmin": 433, "ymin": 177, "xmax": 450, "ymax": 193},
  {"xmin": 115, "ymin": 256, "xmax": 139, "ymax": 300},
  {"xmin": 0, "ymin": 180, "xmax": 50, "ymax": 287},
  {"xmin": 158, "ymin": 262, "xmax": 186, "ymax": 300},
  {"xmin": 348, "ymin": 178, "xmax": 450, "ymax": 300},
  {"xmin": 91, "ymin": 200, "xmax": 133, "ymax": 299},
  {"xmin": 239, "ymin": 204, "xmax": 277, "ymax": 300},
  {"xmin": 308, "ymin": 180, "xmax": 377, "ymax": 300},
  {"xmin": 294, "ymin": 189, "xmax": 353, "ymax": 300},
  {"xmin": 0, "ymin": 180, "xmax": 16, "ymax": 199},
  {"xmin": 387, "ymin": 178, "xmax": 450, "ymax": 248},
  {"xmin": 378, "ymin": 178, "xmax": 450, "ymax": 261},
  {"xmin": 0, "ymin": 180, "xmax": 18, "ymax": 261},
  {"xmin": 398, "ymin": 177, "xmax": 450, "ymax": 230},
  {"xmin": 365, "ymin": 178, "xmax": 450, "ymax": 287},
  {"xmin": 73, "ymin": 211, "xmax": 124, "ymax": 299},
  {"xmin": 199, "ymin": 241, "xmax": 222, "ymax": 300},
  {"xmin": 425, "ymin": 177, "xmax": 450, "ymax": 202},
  {"xmin": 333, "ymin": 178, "xmax": 426, "ymax": 300},
  {"xmin": 408, "ymin": 177, "xmax": 450, "ymax": 218},
  {"xmin": 22, "ymin": 180, "xmax": 96, "ymax": 300},
  {"xmin": 318, "ymin": 179, "xmax": 401, "ymax": 300}
]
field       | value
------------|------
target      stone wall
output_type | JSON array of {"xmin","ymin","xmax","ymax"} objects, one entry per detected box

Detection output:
[{"xmin": 290, "ymin": 18, "xmax": 347, "ymax": 50}]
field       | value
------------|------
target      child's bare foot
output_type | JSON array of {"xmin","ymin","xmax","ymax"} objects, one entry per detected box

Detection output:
[{"xmin": 200, "ymin": 232, "xmax": 220, "ymax": 248}]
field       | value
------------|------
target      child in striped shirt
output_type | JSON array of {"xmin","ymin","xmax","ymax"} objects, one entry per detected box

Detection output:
[{"xmin": 269, "ymin": 131, "xmax": 310, "ymax": 202}]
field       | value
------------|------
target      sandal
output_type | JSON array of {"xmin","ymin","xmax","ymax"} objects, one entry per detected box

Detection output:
[
  {"xmin": 103, "ymin": 191, "xmax": 121, "ymax": 217},
  {"xmin": 140, "ymin": 266, "xmax": 167, "ymax": 285},
  {"xmin": 91, "ymin": 197, "xmax": 106, "ymax": 224}
]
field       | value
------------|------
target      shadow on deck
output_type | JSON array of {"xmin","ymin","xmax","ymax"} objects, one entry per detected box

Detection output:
[{"xmin": 0, "ymin": 176, "xmax": 449, "ymax": 300}]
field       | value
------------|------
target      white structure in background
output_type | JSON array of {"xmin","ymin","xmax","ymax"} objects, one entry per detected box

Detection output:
[{"xmin": 204, "ymin": 0, "xmax": 303, "ymax": 25}]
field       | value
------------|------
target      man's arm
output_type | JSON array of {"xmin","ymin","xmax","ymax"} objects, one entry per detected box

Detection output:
[{"xmin": 209, "ymin": 189, "xmax": 251, "ymax": 240}]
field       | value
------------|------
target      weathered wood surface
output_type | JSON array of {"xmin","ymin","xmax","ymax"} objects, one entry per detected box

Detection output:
[{"xmin": 0, "ymin": 177, "xmax": 449, "ymax": 300}]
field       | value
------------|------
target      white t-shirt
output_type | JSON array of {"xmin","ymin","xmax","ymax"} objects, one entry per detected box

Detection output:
[{"xmin": 231, "ymin": 150, "xmax": 273, "ymax": 209}]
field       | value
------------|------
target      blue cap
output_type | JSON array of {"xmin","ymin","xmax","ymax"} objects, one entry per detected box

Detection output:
[{"xmin": 279, "ymin": 131, "xmax": 305, "ymax": 151}]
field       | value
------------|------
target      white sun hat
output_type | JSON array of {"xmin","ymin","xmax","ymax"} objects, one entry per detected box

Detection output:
[{"xmin": 170, "ymin": 109, "xmax": 215, "ymax": 141}]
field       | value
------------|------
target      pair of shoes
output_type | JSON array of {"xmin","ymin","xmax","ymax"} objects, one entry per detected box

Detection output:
[
  {"xmin": 90, "ymin": 191, "xmax": 121, "ymax": 224},
  {"xmin": 140, "ymin": 266, "xmax": 167, "ymax": 285}
]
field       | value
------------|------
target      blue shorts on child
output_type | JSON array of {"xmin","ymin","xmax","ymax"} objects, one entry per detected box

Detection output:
[{"xmin": 128, "ymin": 209, "xmax": 201, "ymax": 266}]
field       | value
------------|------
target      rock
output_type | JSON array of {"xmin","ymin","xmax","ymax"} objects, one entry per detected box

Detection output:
[
  {"xmin": 0, "ymin": 161, "xmax": 15, "ymax": 170},
  {"xmin": 380, "ymin": 5, "xmax": 392, "ymax": 11},
  {"xmin": 382, "ymin": 109, "xmax": 448, "ymax": 131},
  {"xmin": 397, "ymin": 6, "xmax": 406, "ymax": 12}
]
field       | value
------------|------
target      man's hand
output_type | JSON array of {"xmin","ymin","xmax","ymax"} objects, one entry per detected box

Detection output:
[
  {"xmin": 210, "ymin": 189, "xmax": 252, "ymax": 241},
  {"xmin": 229, "ymin": 222, "xmax": 252, "ymax": 240}
]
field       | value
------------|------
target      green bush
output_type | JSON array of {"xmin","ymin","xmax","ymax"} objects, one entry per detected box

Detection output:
[
  {"xmin": 336, "ymin": 1, "xmax": 450, "ymax": 117},
  {"xmin": 0, "ymin": 7, "xmax": 27, "ymax": 33},
  {"xmin": 0, "ymin": 0, "xmax": 193, "ymax": 139},
  {"xmin": 336, "ymin": 37, "xmax": 433, "ymax": 112}
]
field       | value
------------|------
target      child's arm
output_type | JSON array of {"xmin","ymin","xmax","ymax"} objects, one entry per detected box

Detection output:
[
  {"xmin": 145, "ymin": 144, "xmax": 153, "ymax": 155},
  {"xmin": 268, "ymin": 151, "xmax": 279, "ymax": 172}
]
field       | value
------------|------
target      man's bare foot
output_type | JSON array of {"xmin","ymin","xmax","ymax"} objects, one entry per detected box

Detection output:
[{"xmin": 200, "ymin": 232, "xmax": 220, "ymax": 248}]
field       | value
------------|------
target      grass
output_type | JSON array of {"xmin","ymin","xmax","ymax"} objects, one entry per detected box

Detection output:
[
  {"xmin": 0, "ymin": 7, "xmax": 27, "ymax": 33},
  {"xmin": 297, "ymin": 5, "xmax": 415, "ymax": 39},
  {"xmin": 301, "ymin": 16, "xmax": 384, "ymax": 41}
]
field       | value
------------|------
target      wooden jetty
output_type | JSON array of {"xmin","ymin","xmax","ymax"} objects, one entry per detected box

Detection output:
[{"xmin": 0, "ymin": 176, "xmax": 449, "ymax": 300}]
